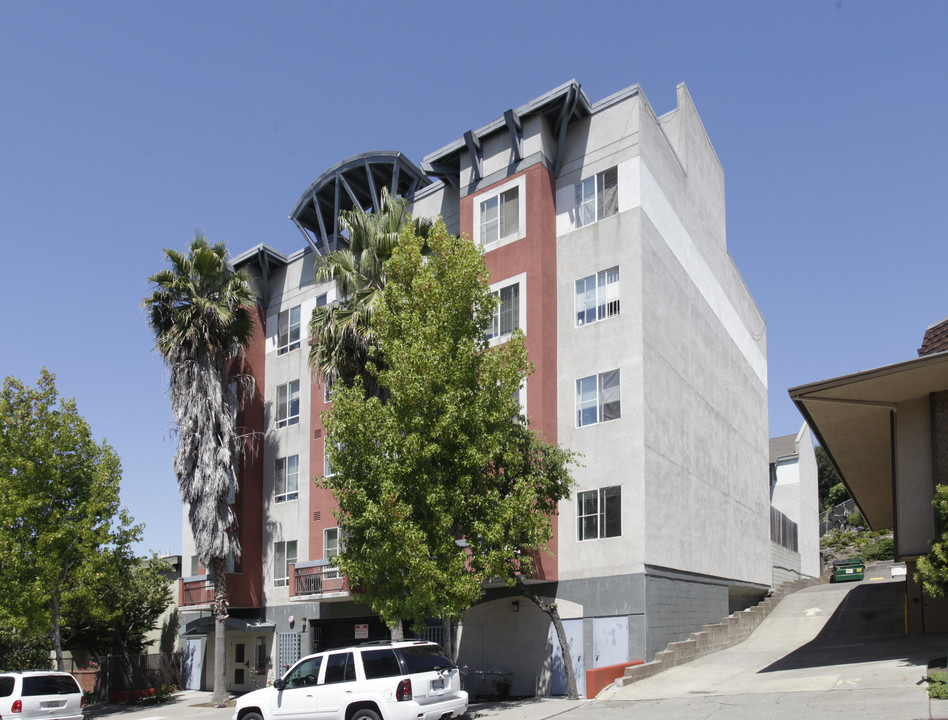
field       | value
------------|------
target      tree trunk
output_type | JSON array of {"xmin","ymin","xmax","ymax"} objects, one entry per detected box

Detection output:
[
  {"xmin": 50, "ymin": 590, "xmax": 64, "ymax": 672},
  {"xmin": 441, "ymin": 616, "xmax": 453, "ymax": 660},
  {"xmin": 211, "ymin": 556, "xmax": 229, "ymax": 707},
  {"xmin": 121, "ymin": 647, "xmax": 137, "ymax": 705},
  {"xmin": 514, "ymin": 577, "xmax": 578, "ymax": 700}
]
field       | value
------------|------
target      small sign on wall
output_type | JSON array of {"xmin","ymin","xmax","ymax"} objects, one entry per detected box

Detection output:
[{"xmin": 354, "ymin": 623, "xmax": 369, "ymax": 639}]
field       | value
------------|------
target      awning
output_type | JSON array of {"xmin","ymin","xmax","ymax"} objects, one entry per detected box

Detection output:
[
  {"xmin": 180, "ymin": 616, "xmax": 276, "ymax": 637},
  {"xmin": 789, "ymin": 352, "xmax": 948, "ymax": 530}
]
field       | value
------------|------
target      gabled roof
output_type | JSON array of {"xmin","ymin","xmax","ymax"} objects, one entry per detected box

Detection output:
[
  {"xmin": 918, "ymin": 315, "xmax": 948, "ymax": 356},
  {"xmin": 769, "ymin": 434, "xmax": 798, "ymax": 464}
]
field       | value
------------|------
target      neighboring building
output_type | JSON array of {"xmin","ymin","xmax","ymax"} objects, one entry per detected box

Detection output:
[
  {"xmin": 769, "ymin": 424, "xmax": 820, "ymax": 583},
  {"xmin": 790, "ymin": 320, "xmax": 948, "ymax": 634},
  {"xmin": 179, "ymin": 80, "xmax": 772, "ymax": 696}
]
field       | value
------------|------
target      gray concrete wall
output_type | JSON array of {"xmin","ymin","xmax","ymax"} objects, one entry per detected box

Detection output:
[
  {"xmin": 771, "ymin": 542, "xmax": 803, "ymax": 587},
  {"xmin": 643, "ymin": 568, "xmax": 730, "ymax": 660}
]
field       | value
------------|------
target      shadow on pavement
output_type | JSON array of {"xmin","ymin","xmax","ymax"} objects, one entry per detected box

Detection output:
[{"xmin": 760, "ymin": 581, "xmax": 948, "ymax": 673}]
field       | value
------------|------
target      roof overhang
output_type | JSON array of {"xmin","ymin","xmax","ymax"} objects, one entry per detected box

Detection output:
[
  {"xmin": 789, "ymin": 352, "xmax": 948, "ymax": 530},
  {"xmin": 180, "ymin": 615, "xmax": 276, "ymax": 637}
]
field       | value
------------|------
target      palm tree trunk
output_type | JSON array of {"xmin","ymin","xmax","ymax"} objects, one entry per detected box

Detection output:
[
  {"xmin": 514, "ymin": 576, "xmax": 578, "ymax": 700},
  {"xmin": 211, "ymin": 556, "xmax": 228, "ymax": 706}
]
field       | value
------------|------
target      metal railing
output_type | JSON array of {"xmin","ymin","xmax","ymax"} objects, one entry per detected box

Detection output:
[
  {"xmin": 293, "ymin": 564, "xmax": 348, "ymax": 596},
  {"xmin": 181, "ymin": 577, "xmax": 215, "ymax": 606}
]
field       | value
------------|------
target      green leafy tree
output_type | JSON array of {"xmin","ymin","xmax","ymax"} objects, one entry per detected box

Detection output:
[
  {"xmin": 916, "ymin": 484, "xmax": 948, "ymax": 598},
  {"xmin": 0, "ymin": 370, "xmax": 138, "ymax": 671},
  {"xmin": 143, "ymin": 234, "xmax": 255, "ymax": 705},
  {"xmin": 64, "ymin": 553, "xmax": 172, "ymax": 702},
  {"xmin": 309, "ymin": 187, "xmax": 431, "ymax": 397},
  {"xmin": 816, "ymin": 445, "xmax": 849, "ymax": 509},
  {"xmin": 322, "ymin": 221, "xmax": 579, "ymax": 698}
]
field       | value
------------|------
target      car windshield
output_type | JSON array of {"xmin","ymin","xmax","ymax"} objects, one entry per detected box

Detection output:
[{"xmin": 397, "ymin": 645, "xmax": 456, "ymax": 673}]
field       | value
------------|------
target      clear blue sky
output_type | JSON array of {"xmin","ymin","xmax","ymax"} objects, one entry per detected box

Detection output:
[{"xmin": 2, "ymin": 1, "xmax": 946, "ymax": 555}]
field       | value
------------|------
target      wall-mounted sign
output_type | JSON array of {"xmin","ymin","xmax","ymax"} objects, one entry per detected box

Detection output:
[{"xmin": 354, "ymin": 623, "xmax": 369, "ymax": 639}]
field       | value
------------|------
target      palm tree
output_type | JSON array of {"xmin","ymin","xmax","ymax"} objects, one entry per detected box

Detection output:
[
  {"xmin": 309, "ymin": 187, "xmax": 431, "ymax": 395},
  {"xmin": 143, "ymin": 234, "xmax": 255, "ymax": 706}
]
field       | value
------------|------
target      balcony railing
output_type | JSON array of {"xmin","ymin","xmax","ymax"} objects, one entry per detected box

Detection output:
[
  {"xmin": 181, "ymin": 576, "xmax": 215, "ymax": 606},
  {"xmin": 291, "ymin": 562, "xmax": 349, "ymax": 598}
]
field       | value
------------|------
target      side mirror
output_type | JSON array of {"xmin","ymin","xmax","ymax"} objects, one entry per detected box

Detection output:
[{"xmin": 273, "ymin": 679, "xmax": 286, "ymax": 691}]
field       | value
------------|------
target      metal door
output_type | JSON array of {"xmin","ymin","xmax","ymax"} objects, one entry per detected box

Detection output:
[
  {"xmin": 593, "ymin": 615, "xmax": 629, "ymax": 667},
  {"xmin": 548, "ymin": 619, "xmax": 585, "ymax": 697},
  {"xmin": 184, "ymin": 638, "xmax": 203, "ymax": 690}
]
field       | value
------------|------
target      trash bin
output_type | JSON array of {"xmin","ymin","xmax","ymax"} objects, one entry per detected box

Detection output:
[{"xmin": 832, "ymin": 558, "xmax": 865, "ymax": 582}]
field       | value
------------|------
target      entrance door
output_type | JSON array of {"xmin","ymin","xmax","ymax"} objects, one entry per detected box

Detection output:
[
  {"xmin": 593, "ymin": 615, "xmax": 629, "ymax": 668},
  {"xmin": 228, "ymin": 636, "xmax": 253, "ymax": 692},
  {"xmin": 184, "ymin": 638, "xmax": 203, "ymax": 690},
  {"xmin": 549, "ymin": 619, "xmax": 585, "ymax": 697}
]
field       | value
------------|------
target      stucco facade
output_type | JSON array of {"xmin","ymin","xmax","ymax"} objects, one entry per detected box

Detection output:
[{"xmin": 179, "ymin": 80, "xmax": 772, "ymax": 696}]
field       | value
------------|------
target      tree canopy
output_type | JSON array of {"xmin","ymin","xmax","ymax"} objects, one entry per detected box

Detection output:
[
  {"xmin": 816, "ymin": 445, "xmax": 850, "ymax": 510},
  {"xmin": 0, "ymin": 369, "xmax": 141, "ymax": 670},
  {"xmin": 322, "ymin": 220, "xmax": 575, "ymax": 627}
]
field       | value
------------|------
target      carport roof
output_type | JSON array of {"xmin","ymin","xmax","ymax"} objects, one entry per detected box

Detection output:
[{"xmin": 789, "ymin": 351, "xmax": 948, "ymax": 531}]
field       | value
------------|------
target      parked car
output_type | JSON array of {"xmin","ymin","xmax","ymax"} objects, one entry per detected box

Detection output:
[
  {"xmin": 0, "ymin": 671, "xmax": 84, "ymax": 720},
  {"xmin": 233, "ymin": 640, "xmax": 467, "ymax": 720}
]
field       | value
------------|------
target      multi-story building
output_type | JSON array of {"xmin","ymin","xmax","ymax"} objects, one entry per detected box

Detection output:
[{"xmin": 178, "ymin": 80, "xmax": 772, "ymax": 696}]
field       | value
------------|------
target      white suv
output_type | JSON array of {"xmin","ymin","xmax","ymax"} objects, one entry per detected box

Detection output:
[
  {"xmin": 0, "ymin": 671, "xmax": 84, "ymax": 720},
  {"xmin": 233, "ymin": 640, "xmax": 467, "ymax": 720}
]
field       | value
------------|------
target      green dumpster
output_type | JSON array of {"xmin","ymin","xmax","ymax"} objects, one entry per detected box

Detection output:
[{"xmin": 832, "ymin": 558, "xmax": 865, "ymax": 582}]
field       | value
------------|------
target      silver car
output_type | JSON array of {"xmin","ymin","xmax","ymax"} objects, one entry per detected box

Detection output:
[{"xmin": 0, "ymin": 671, "xmax": 84, "ymax": 720}]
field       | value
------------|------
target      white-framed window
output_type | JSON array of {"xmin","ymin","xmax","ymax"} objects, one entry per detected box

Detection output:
[
  {"xmin": 575, "ymin": 267, "xmax": 620, "ymax": 326},
  {"xmin": 576, "ymin": 370, "xmax": 621, "ymax": 427},
  {"xmin": 488, "ymin": 283, "xmax": 520, "ymax": 341},
  {"xmin": 324, "ymin": 527, "xmax": 344, "ymax": 579},
  {"xmin": 273, "ymin": 540, "xmax": 297, "ymax": 587},
  {"xmin": 276, "ymin": 380, "xmax": 300, "ymax": 428},
  {"xmin": 323, "ymin": 440, "xmax": 339, "ymax": 478},
  {"xmin": 275, "ymin": 455, "xmax": 299, "ymax": 503},
  {"xmin": 575, "ymin": 166, "xmax": 618, "ymax": 228},
  {"xmin": 277, "ymin": 305, "xmax": 301, "ymax": 355},
  {"xmin": 480, "ymin": 186, "xmax": 519, "ymax": 246},
  {"xmin": 577, "ymin": 486, "xmax": 621, "ymax": 540},
  {"xmin": 316, "ymin": 292, "xmax": 328, "ymax": 308},
  {"xmin": 323, "ymin": 377, "xmax": 333, "ymax": 403}
]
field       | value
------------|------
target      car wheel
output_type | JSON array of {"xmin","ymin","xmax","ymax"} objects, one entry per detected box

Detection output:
[
  {"xmin": 351, "ymin": 709, "xmax": 381, "ymax": 720},
  {"xmin": 242, "ymin": 712, "xmax": 264, "ymax": 720}
]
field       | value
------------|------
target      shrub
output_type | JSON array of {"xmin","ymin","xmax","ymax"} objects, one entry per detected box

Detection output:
[
  {"xmin": 928, "ymin": 671, "xmax": 948, "ymax": 699},
  {"xmin": 862, "ymin": 537, "xmax": 895, "ymax": 562}
]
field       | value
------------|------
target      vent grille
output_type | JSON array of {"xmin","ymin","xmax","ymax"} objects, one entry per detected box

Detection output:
[
  {"xmin": 313, "ymin": 511, "xmax": 321, "ymax": 522},
  {"xmin": 313, "ymin": 428, "xmax": 322, "ymax": 439}
]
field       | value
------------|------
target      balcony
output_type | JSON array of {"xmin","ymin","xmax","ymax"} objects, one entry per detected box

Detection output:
[
  {"xmin": 290, "ymin": 561, "xmax": 349, "ymax": 601},
  {"xmin": 181, "ymin": 575, "xmax": 215, "ymax": 607}
]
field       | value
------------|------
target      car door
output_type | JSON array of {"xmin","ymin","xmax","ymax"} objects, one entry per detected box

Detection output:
[
  {"xmin": 272, "ymin": 656, "xmax": 323, "ymax": 720},
  {"xmin": 313, "ymin": 651, "xmax": 357, "ymax": 718}
]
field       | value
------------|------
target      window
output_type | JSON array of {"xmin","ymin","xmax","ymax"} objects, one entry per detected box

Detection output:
[
  {"xmin": 323, "ymin": 377, "xmax": 333, "ymax": 403},
  {"xmin": 488, "ymin": 283, "xmax": 520, "ymax": 340},
  {"xmin": 362, "ymin": 649, "xmax": 401, "ymax": 679},
  {"xmin": 316, "ymin": 293, "xmax": 328, "ymax": 308},
  {"xmin": 577, "ymin": 486, "xmax": 621, "ymax": 540},
  {"xmin": 576, "ymin": 370, "xmax": 621, "ymax": 427},
  {"xmin": 322, "ymin": 652, "xmax": 356, "ymax": 684},
  {"xmin": 480, "ymin": 186, "xmax": 519, "ymax": 246},
  {"xmin": 324, "ymin": 527, "xmax": 343, "ymax": 579},
  {"xmin": 323, "ymin": 441, "xmax": 337, "ymax": 477},
  {"xmin": 284, "ymin": 655, "xmax": 321, "ymax": 688},
  {"xmin": 276, "ymin": 380, "xmax": 300, "ymax": 428},
  {"xmin": 275, "ymin": 455, "xmax": 299, "ymax": 503},
  {"xmin": 274, "ymin": 540, "xmax": 297, "ymax": 587},
  {"xmin": 575, "ymin": 267, "xmax": 619, "ymax": 326},
  {"xmin": 575, "ymin": 166, "xmax": 618, "ymax": 228},
  {"xmin": 278, "ymin": 305, "xmax": 301, "ymax": 355}
]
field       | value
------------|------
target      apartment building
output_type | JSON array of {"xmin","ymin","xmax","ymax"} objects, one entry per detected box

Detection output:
[{"xmin": 178, "ymin": 80, "xmax": 772, "ymax": 696}]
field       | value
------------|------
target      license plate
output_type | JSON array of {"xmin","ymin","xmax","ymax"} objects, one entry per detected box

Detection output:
[
  {"xmin": 846, "ymin": 569, "xmax": 853, "ymax": 574},
  {"xmin": 431, "ymin": 677, "xmax": 444, "ymax": 691},
  {"xmin": 41, "ymin": 702, "xmax": 65, "ymax": 708}
]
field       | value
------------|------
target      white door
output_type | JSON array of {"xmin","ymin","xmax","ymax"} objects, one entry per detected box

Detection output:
[
  {"xmin": 593, "ymin": 615, "xmax": 629, "ymax": 668},
  {"xmin": 549, "ymin": 619, "xmax": 585, "ymax": 697},
  {"xmin": 184, "ymin": 638, "xmax": 203, "ymax": 690},
  {"xmin": 229, "ymin": 637, "xmax": 253, "ymax": 692}
]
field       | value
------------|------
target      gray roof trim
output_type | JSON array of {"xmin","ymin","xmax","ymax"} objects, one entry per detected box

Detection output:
[
  {"xmin": 231, "ymin": 243, "xmax": 288, "ymax": 269},
  {"xmin": 422, "ymin": 79, "xmax": 593, "ymax": 168}
]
